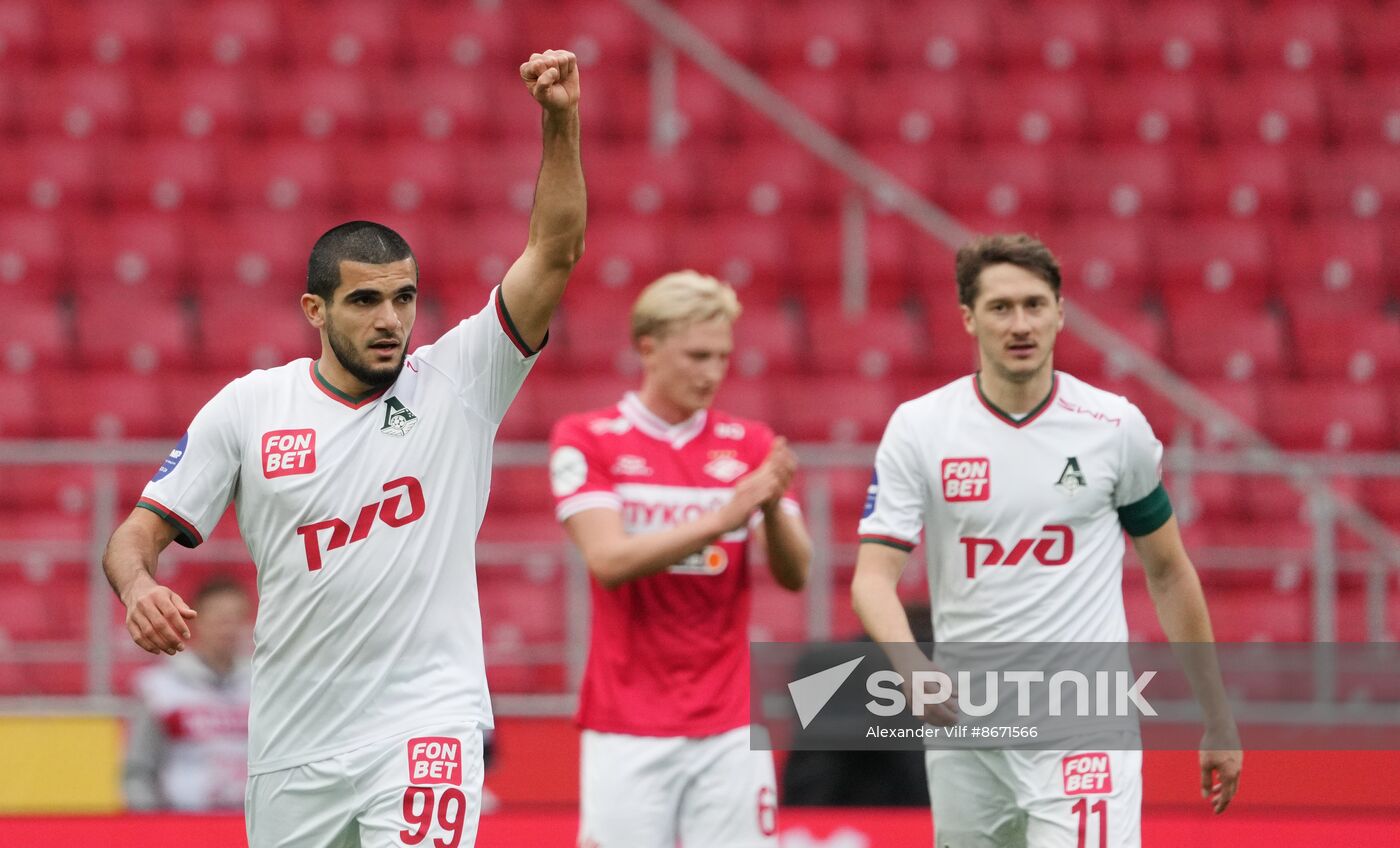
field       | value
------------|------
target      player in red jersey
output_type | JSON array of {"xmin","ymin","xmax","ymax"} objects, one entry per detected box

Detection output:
[{"xmin": 550, "ymin": 271, "xmax": 812, "ymax": 848}]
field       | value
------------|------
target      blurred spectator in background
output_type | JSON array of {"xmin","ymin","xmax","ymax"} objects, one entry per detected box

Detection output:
[{"xmin": 123, "ymin": 577, "xmax": 252, "ymax": 811}]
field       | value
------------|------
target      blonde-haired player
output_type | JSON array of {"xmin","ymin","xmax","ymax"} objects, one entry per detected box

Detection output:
[{"xmin": 550, "ymin": 270, "xmax": 812, "ymax": 848}]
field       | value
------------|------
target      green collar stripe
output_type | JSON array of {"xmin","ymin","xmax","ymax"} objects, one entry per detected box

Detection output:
[{"xmin": 974, "ymin": 373, "xmax": 1058, "ymax": 428}]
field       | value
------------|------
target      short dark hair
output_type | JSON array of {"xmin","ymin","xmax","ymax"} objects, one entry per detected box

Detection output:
[
  {"xmin": 193, "ymin": 576, "xmax": 249, "ymax": 609},
  {"xmin": 954, "ymin": 233, "xmax": 1062, "ymax": 307},
  {"xmin": 307, "ymin": 221, "xmax": 415, "ymax": 301}
]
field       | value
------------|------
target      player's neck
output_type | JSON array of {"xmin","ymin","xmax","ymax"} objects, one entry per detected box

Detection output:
[
  {"xmin": 976, "ymin": 366, "xmax": 1055, "ymax": 417},
  {"xmin": 635, "ymin": 385, "xmax": 698, "ymax": 425},
  {"xmin": 315, "ymin": 353, "xmax": 375, "ymax": 400}
]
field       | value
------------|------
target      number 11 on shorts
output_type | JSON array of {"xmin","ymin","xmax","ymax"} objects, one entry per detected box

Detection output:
[{"xmin": 1072, "ymin": 798, "xmax": 1107, "ymax": 848}]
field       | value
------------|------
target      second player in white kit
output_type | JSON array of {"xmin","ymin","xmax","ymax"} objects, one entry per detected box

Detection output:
[
  {"xmin": 852, "ymin": 234, "xmax": 1242, "ymax": 848},
  {"xmin": 102, "ymin": 50, "xmax": 586, "ymax": 848}
]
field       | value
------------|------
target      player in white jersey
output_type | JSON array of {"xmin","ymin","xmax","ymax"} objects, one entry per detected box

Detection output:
[
  {"xmin": 852, "ymin": 234, "xmax": 1242, "ymax": 847},
  {"xmin": 124, "ymin": 578, "xmax": 252, "ymax": 811},
  {"xmin": 101, "ymin": 50, "xmax": 585, "ymax": 848}
]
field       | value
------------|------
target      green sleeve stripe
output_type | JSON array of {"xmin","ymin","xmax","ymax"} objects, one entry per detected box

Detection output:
[
  {"xmin": 859, "ymin": 534, "xmax": 917, "ymax": 553},
  {"xmin": 1118, "ymin": 483, "xmax": 1173, "ymax": 537},
  {"xmin": 135, "ymin": 500, "xmax": 202, "ymax": 549}
]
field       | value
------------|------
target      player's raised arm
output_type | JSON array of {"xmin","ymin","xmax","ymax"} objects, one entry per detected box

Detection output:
[
  {"xmin": 103, "ymin": 507, "xmax": 196, "ymax": 656},
  {"xmin": 499, "ymin": 49, "xmax": 586, "ymax": 350}
]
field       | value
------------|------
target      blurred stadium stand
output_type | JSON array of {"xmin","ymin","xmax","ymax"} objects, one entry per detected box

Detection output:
[{"xmin": 1, "ymin": 0, "xmax": 1398, "ymax": 729}]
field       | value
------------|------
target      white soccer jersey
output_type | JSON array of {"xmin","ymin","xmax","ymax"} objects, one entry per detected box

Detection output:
[
  {"xmin": 139, "ymin": 288, "xmax": 542, "ymax": 775},
  {"xmin": 858, "ymin": 372, "xmax": 1172, "ymax": 644}
]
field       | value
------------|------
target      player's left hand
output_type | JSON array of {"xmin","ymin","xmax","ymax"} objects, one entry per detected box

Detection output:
[
  {"xmin": 759, "ymin": 437, "xmax": 797, "ymax": 510},
  {"xmin": 520, "ymin": 49, "xmax": 580, "ymax": 113},
  {"xmin": 1199, "ymin": 745, "xmax": 1242, "ymax": 814}
]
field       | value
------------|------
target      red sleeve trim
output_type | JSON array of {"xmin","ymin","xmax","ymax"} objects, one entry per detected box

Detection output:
[
  {"xmin": 495, "ymin": 287, "xmax": 547, "ymax": 357},
  {"xmin": 137, "ymin": 498, "xmax": 204, "ymax": 548},
  {"xmin": 859, "ymin": 534, "xmax": 916, "ymax": 553}
]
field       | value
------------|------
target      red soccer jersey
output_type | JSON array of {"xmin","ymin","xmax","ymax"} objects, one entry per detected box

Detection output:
[{"xmin": 549, "ymin": 393, "xmax": 799, "ymax": 737}]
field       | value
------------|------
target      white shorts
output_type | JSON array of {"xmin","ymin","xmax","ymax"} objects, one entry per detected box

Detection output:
[
  {"xmin": 579, "ymin": 726, "xmax": 779, "ymax": 848},
  {"xmin": 246, "ymin": 725, "xmax": 484, "ymax": 848},
  {"xmin": 925, "ymin": 746, "xmax": 1142, "ymax": 848}
]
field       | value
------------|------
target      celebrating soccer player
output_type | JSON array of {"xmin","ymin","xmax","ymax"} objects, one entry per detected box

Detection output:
[
  {"xmin": 550, "ymin": 271, "xmax": 812, "ymax": 848},
  {"xmin": 852, "ymin": 234, "xmax": 1242, "ymax": 847},
  {"xmin": 102, "ymin": 50, "xmax": 585, "ymax": 848}
]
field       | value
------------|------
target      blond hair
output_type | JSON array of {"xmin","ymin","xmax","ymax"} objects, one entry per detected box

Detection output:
[{"xmin": 630, "ymin": 270, "xmax": 742, "ymax": 342}]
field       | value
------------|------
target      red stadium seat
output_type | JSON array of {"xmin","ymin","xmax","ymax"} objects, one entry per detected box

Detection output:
[
  {"xmin": 1056, "ymin": 306, "xmax": 1164, "ymax": 382},
  {"xmin": 188, "ymin": 212, "xmax": 321, "ymax": 302},
  {"xmin": 755, "ymin": 0, "xmax": 874, "ymax": 69},
  {"xmin": 1202, "ymin": 584, "xmax": 1310, "ymax": 642},
  {"xmin": 40, "ymin": 369, "xmax": 174, "ymax": 438},
  {"xmin": 282, "ymin": 0, "xmax": 401, "ymax": 68},
  {"xmin": 1229, "ymin": 1, "xmax": 1345, "ymax": 73},
  {"xmin": 1299, "ymin": 148, "xmax": 1400, "ymax": 220},
  {"xmin": 670, "ymin": 215, "xmax": 792, "ymax": 306},
  {"xmin": 1179, "ymin": 147, "xmax": 1297, "ymax": 220},
  {"xmin": 711, "ymin": 376, "xmax": 778, "ymax": 423},
  {"xmin": 1044, "ymin": 219, "xmax": 1150, "ymax": 311},
  {"xmin": 0, "ymin": 138, "xmax": 101, "ymax": 211},
  {"xmin": 923, "ymin": 297, "xmax": 979, "ymax": 376},
  {"xmin": 69, "ymin": 214, "xmax": 186, "ymax": 298},
  {"xmin": 104, "ymin": 140, "xmax": 224, "ymax": 213},
  {"xmin": 376, "ymin": 67, "xmax": 493, "ymax": 143},
  {"xmin": 1291, "ymin": 313, "xmax": 1400, "ymax": 383},
  {"xmin": 994, "ymin": 0, "xmax": 1111, "ymax": 72},
  {"xmin": 523, "ymin": 374, "xmax": 635, "ymax": 435},
  {"xmin": 1054, "ymin": 147, "xmax": 1176, "ymax": 219},
  {"xmin": 161, "ymin": 369, "xmax": 252, "ymax": 434},
  {"xmin": 671, "ymin": 0, "xmax": 759, "ymax": 65},
  {"xmin": 851, "ymin": 72, "xmax": 967, "ymax": 147},
  {"xmin": 400, "ymin": 2, "xmax": 520, "ymax": 70},
  {"xmin": 1327, "ymin": 75, "xmax": 1400, "ymax": 149},
  {"xmin": 788, "ymin": 212, "xmax": 919, "ymax": 309},
  {"xmin": 136, "ymin": 66, "xmax": 254, "ymax": 139},
  {"xmin": 741, "ymin": 68, "xmax": 852, "ymax": 140},
  {"xmin": 574, "ymin": 216, "xmax": 672, "ymax": 299},
  {"xmin": 0, "ymin": 213, "xmax": 65, "ymax": 297},
  {"xmin": 773, "ymin": 376, "xmax": 895, "ymax": 443},
  {"xmin": 1112, "ymin": 0, "xmax": 1226, "ymax": 73},
  {"xmin": 170, "ymin": 0, "xmax": 283, "ymax": 67},
  {"xmin": 672, "ymin": 60, "xmax": 743, "ymax": 142},
  {"xmin": 1259, "ymin": 381, "xmax": 1392, "ymax": 451},
  {"xmin": 1206, "ymin": 75, "xmax": 1323, "ymax": 147},
  {"xmin": 553, "ymin": 307, "xmax": 635, "ymax": 375},
  {"xmin": 1165, "ymin": 305, "xmax": 1286, "ymax": 382},
  {"xmin": 0, "ymin": 581, "xmax": 63, "ymax": 641},
  {"xmin": 853, "ymin": 141, "xmax": 940, "ymax": 198},
  {"xmin": 74, "ymin": 294, "xmax": 194, "ymax": 371},
  {"xmin": 750, "ymin": 581, "xmax": 807, "ymax": 642},
  {"xmin": 7, "ymin": 300, "xmax": 69, "ymax": 372},
  {"xmin": 424, "ymin": 212, "xmax": 530, "ymax": 312},
  {"xmin": 805, "ymin": 307, "xmax": 927, "ymax": 378},
  {"xmin": 573, "ymin": 65, "xmax": 652, "ymax": 144},
  {"xmin": 0, "ymin": 0, "xmax": 46, "ymax": 69},
  {"xmin": 197, "ymin": 298, "xmax": 317, "ymax": 372},
  {"xmin": 487, "ymin": 465, "xmax": 553, "ymax": 516},
  {"xmin": 935, "ymin": 147, "xmax": 1054, "ymax": 220},
  {"xmin": 519, "ymin": 0, "xmax": 649, "ymax": 69},
  {"xmin": 1274, "ymin": 222, "xmax": 1388, "ymax": 314},
  {"xmin": 18, "ymin": 66, "xmax": 134, "ymax": 138},
  {"xmin": 969, "ymin": 74, "xmax": 1087, "ymax": 147},
  {"xmin": 701, "ymin": 139, "xmax": 830, "ymax": 215},
  {"xmin": 49, "ymin": 0, "xmax": 166, "ymax": 66},
  {"xmin": 1088, "ymin": 74, "xmax": 1203, "ymax": 147},
  {"xmin": 873, "ymin": 0, "xmax": 992, "ymax": 72},
  {"xmin": 0, "ymin": 373, "xmax": 39, "ymax": 437},
  {"xmin": 225, "ymin": 141, "xmax": 338, "ymax": 213},
  {"xmin": 253, "ymin": 68, "xmax": 373, "ymax": 139},
  {"xmin": 586, "ymin": 143, "xmax": 702, "ymax": 216},
  {"xmin": 1351, "ymin": 3, "xmax": 1400, "ymax": 73},
  {"xmin": 1152, "ymin": 221, "xmax": 1272, "ymax": 311},
  {"xmin": 1179, "ymin": 472, "xmax": 1246, "ymax": 522},
  {"xmin": 1363, "ymin": 478, "xmax": 1400, "ymax": 522},
  {"xmin": 341, "ymin": 139, "xmax": 467, "ymax": 214},
  {"xmin": 731, "ymin": 305, "xmax": 802, "ymax": 377},
  {"xmin": 455, "ymin": 140, "xmax": 545, "ymax": 212}
]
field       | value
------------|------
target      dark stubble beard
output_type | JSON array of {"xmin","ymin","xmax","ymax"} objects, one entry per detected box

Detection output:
[{"xmin": 325, "ymin": 314, "xmax": 409, "ymax": 390}]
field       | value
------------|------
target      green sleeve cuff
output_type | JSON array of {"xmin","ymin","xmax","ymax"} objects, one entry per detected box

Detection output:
[
  {"xmin": 135, "ymin": 500, "xmax": 202, "ymax": 549},
  {"xmin": 1117, "ymin": 483, "xmax": 1173, "ymax": 537}
]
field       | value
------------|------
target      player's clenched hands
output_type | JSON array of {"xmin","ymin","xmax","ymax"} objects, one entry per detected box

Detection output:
[
  {"xmin": 719, "ymin": 443, "xmax": 792, "ymax": 533},
  {"xmin": 520, "ymin": 50, "xmax": 580, "ymax": 113},
  {"xmin": 1200, "ymin": 745, "xmax": 1242, "ymax": 814},
  {"xmin": 122, "ymin": 578, "xmax": 197, "ymax": 656}
]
